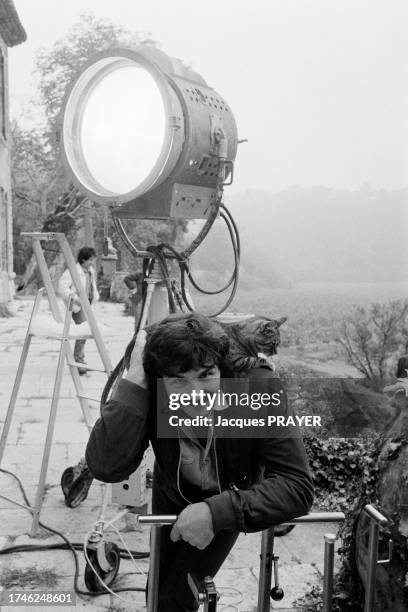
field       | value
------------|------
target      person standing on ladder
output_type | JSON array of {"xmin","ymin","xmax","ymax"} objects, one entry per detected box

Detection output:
[{"xmin": 58, "ymin": 246, "xmax": 99, "ymax": 375}]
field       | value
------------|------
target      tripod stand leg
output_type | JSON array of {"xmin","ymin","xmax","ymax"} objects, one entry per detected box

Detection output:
[
  {"xmin": 65, "ymin": 342, "xmax": 93, "ymax": 432},
  {"xmin": 0, "ymin": 290, "xmax": 43, "ymax": 464},
  {"xmin": 0, "ymin": 333, "xmax": 33, "ymax": 463},
  {"xmin": 30, "ymin": 337, "xmax": 69, "ymax": 535},
  {"xmin": 257, "ymin": 527, "xmax": 275, "ymax": 612}
]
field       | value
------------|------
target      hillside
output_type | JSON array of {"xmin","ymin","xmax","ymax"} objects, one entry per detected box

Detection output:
[{"xmin": 188, "ymin": 186, "xmax": 408, "ymax": 288}]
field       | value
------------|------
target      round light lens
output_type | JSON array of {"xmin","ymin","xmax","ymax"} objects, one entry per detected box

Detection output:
[{"xmin": 63, "ymin": 58, "xmax": 168, "ymax": 198}]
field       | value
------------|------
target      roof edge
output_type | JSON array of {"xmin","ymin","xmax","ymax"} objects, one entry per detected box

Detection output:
[{"xmin": 0, "ymin": 0, "xmax": 27, "ymax": 47}]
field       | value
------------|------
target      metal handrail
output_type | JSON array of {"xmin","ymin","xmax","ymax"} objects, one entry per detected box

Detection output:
[
  {"xmin": 138, "ymin": 512, "xmax": 346, "ymax": 612},
  {"xmin": 137, "ymin": 511, "xmax": 346, "ymax": 526},
  {"xmin": 257, "ymin": 512, "xmax": 346, "ymax": 612}
]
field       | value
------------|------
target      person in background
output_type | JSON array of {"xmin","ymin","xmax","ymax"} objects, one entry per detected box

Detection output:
[
  {"xmin": 123, "ymin": 271, "xmax": 144, "ymax": 330},
  {"xmin": 383, "ymin": 354, "xmax": 408, "ymax": 397},
  {"xmin": 58, "ymin": 247, "xmax": 99, "ymax": 375}
]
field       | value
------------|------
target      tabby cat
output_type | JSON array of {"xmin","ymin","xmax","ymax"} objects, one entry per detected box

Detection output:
[{"xmin": 219, "ymin": 315, "xmax": 288, "ymax": 373}]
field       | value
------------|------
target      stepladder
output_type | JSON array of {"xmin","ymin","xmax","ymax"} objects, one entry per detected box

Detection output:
[{"xmin": 0, "ymin": 232, "xmax": 113, "ymax": 536}]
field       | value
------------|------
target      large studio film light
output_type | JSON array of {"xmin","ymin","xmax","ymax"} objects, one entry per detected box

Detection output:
[{"xmin": 58, "ymin": 46, "xmax": 238, "ymax": 219}]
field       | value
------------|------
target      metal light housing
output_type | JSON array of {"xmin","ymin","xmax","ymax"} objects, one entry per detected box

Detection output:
[{"xmin": 58, "ymin": 46, "xmax": 238, "ymax": 219}]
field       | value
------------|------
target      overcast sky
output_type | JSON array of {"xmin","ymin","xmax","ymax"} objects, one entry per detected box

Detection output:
[{"xmin": 8, "ymin": 0, "xmax": 408, "ymax": 194}]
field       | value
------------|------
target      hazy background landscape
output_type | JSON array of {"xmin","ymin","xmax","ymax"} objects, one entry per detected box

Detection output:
[
  {"xmin": 8, "ymin": 2, "xmax": 408, "ymax": 381},
  {"xmin": 189, "ymin": 185, "xmax": 408, "ymax": 374},
  {"xmin": 191, "ymin": 186, "xmax": 408, "ymax": 288}
]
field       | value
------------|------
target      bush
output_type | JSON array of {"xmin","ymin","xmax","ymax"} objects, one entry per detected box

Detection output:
[{"xmin": 304, "ymin": 434, "xmax": 378, "ymax": 511}]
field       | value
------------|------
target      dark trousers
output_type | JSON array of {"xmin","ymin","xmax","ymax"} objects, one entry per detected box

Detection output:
[
  {"xmin": 151, "ymin": 479, "xmax": 239, "ymax": 611},
  {"xmin": 72, "ymin": 308, "xmax": 87, "ymax": 363}
]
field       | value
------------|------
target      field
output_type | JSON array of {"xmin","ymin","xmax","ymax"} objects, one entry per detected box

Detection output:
[{"xmin": 192, "ymin": 281, "xmax": 408, "ymax": 374}]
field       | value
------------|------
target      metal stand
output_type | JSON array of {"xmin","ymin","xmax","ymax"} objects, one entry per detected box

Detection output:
[
  {"xmin": 363, "ymin": 504, "xmax": 392, "ymax": 612},
  {"xmin": 110, "ymin": 261, "xmax": 173, "ymax": 506},
  {"xmin": 188, "ymin": 574, "xmax": 219, "ymax": 612},
  {"xmin": 258, "ymin": 528, "xmax": 275, "ymax": 611},
  {"xmin": 0, "ymin": 232, "xmax": 112, "ymax": 535},
  {"xmin": 323, "ymin": 534, "xmax": 336, "ymax": 611},
  {"xmin": 135, "ymin": 512, "xmax": 346, "ymax": 612},
  {"xmin": 84, "ymin": 261, "xmax": 178, "ymax": 607},
  {"xmin": 257, "ymin": 512, "xmax": 346, "ymax": 612}
]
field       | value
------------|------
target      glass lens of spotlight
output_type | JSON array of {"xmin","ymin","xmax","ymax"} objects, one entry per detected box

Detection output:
[{"xmin": 80, "ymin": 64, "xmax": 166, "ymax": 195}]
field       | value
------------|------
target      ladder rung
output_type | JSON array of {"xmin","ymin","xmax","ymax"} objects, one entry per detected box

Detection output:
[
  {"xmin": 22, "ymin": 232, "xmax": 63, "ymax": 241},
  {"xmin": 67, "ymin": 361, "xmax": 107, "ymax": 373},
  {"xmin": 31, "ymin": 333, "xmax": 93, "ymax": 340},
  {"xmin": 67, "ymin": 334, "xmax": 93, "ymax": 339},
  {"xmin": 78, "ymin": 394, "xmax": 101, "ymax": 403}
]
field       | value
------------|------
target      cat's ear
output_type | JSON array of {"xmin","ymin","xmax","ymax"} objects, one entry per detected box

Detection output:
[
  {"xmin": 261, "ymin": 320, "xmax": 278, "ymax": 333},
  {"xmin": 277, "ymin": 317, "xmax": 288, "ymax": 327}
]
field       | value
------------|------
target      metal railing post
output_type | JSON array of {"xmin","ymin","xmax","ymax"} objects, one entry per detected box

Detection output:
[
  {"xmin": 364, "ymin": 504, "xmax": 388, "ymax": 612},
  {"xmin": 323, "ymin": 533, "xmax": 336, "ymax": 612},
  {"xmin": 257, "ymin": 527, "xmax": 275, "ymax": 612}
]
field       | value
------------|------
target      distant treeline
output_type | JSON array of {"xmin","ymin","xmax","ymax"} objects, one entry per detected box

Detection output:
[{"xmin": 188, "ymin": 185, "xmax": 408, "ymax": 288}]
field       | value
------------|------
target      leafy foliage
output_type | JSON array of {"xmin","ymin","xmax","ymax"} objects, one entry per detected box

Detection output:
[
  {"xmin": 300, "ymin": 433, "xmax": 382, "ymax": 611},
  {"xmin": 10, "ymin": 121, "xmax": 63, "ymax": 274},
  {"xmin": 304, "ymin": 434, "xmax": 378, "ymax": 512}
]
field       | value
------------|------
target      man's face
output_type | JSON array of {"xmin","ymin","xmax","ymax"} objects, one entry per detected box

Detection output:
[
  {"xmin": 163, "ymin": 364, "xmax": 221, "ymax": 415},
  {"xmin": 82, "ymin": 256, "xmax": 96, "ymax": 271}
]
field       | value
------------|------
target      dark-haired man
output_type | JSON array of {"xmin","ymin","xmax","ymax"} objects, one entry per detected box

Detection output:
[
  {"xmin": 58, "ymin": 247, "xmax": 99, "ymax": 374},
  {"xmin": 86, "ymin": 313, "xmax": 313, "ymax": 610}
]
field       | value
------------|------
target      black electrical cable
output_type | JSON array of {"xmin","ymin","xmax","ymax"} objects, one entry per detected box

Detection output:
[
  {"xmin": 99, "ymin": 264, "xmax": 152, "ymax": 407},
  {"xmin": 220, "ymin": 202, "xmax": 241, "ymax": 255},
  {"xmin": 0, "ymin": 541, "xmax": 148, "ymax": 559},
  {"xmin": 101, "ymin": 202, "xmax": 241, "ymax": 407},
  {"xmin": 0, "ymin": 468, "xmax": 147, "ymax": 597},
  {"xmin": 112, "ymin": 216, "xmax": 144, "ymax": 259},
  {"xmin": 179, "ymin": 201, "xmax": 220, "ymax": 260},
  {"xmin": 100, "ymin": 244, "xmax": 180, "ymax": 407},
  {"xmin": 167, "ymin": 207, "xmax": 240, "ymax": 317},
  {"xmin": 159, "ymin": 205, "xmax": 240, "ymax": 296},
  {"xmin": 157, "ymin": 220, "xmax": 238, "ymax": 318},
  {"xmin": 146, "ymin": 245, "xmax": 178, "ymax": 314},
  {"xmin": 113, "ymin": 198, "xmax": 221, "ymax": 262},
  {"xmin": 181, "ymin": 211, "xmax": 240, "ymax": 295}
]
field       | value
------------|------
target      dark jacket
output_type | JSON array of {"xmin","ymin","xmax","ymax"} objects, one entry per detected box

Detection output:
[{"xmin": 85, "ymin": 368, "xmax": 314, "ymax": 534}]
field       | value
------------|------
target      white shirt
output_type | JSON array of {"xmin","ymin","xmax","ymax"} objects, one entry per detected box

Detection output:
[{"xmin": 58, "ymin": 263, "xmax": 99, "ymax": 313}]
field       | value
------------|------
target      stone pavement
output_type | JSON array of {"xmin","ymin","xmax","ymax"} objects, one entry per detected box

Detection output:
[{"xmin": 0, "ymin": 298, "xmax": 342, "ymax": 611}]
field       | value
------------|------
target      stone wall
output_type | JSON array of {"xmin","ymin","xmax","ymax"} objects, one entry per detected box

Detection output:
[{"xmin": 0, "ymin": 34, "xmax": 13, "ymax": 304}]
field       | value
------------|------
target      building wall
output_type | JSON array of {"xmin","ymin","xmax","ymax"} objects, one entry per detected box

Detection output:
[{"xmin": 0, "ymin": 32, "xmax": 13, "ymax": 302}]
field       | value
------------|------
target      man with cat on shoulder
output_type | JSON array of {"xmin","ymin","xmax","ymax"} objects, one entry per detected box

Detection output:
[{"xmin": 85, "ymin": 312, "xmax": 314, "ymax": 611}]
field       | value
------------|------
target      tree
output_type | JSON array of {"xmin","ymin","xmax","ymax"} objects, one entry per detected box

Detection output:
[
  {"xmin": 11, "ymin": 122, "xmax": 64, "ymax": 274},
  {"xmin": 336, "ymin": 300, "xmax": 408, "ymax": 382}
]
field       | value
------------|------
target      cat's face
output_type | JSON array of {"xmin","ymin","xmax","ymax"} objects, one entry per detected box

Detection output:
[{"xmin": 239, "ymin": 316, "xmax": 288, "ymax": 355}]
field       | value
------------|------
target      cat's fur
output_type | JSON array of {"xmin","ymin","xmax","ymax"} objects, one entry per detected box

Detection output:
[{"xmin": 219, "ymin": 315, "xmax": 288, "ymax": 373}]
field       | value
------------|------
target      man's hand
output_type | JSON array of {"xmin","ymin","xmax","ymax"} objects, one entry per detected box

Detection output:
[
  {"xmin": 124, "ymin": 329, "xmax": 148, "ymax": 389},
  {"xmin": 170, "ymin": 502, "xmax": 215, "ymax": 549}
]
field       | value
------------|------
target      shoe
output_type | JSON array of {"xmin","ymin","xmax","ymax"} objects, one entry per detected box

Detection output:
[{"xmin": 78, "ymin": 367, "xmax": 87, "ymax": 376}]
